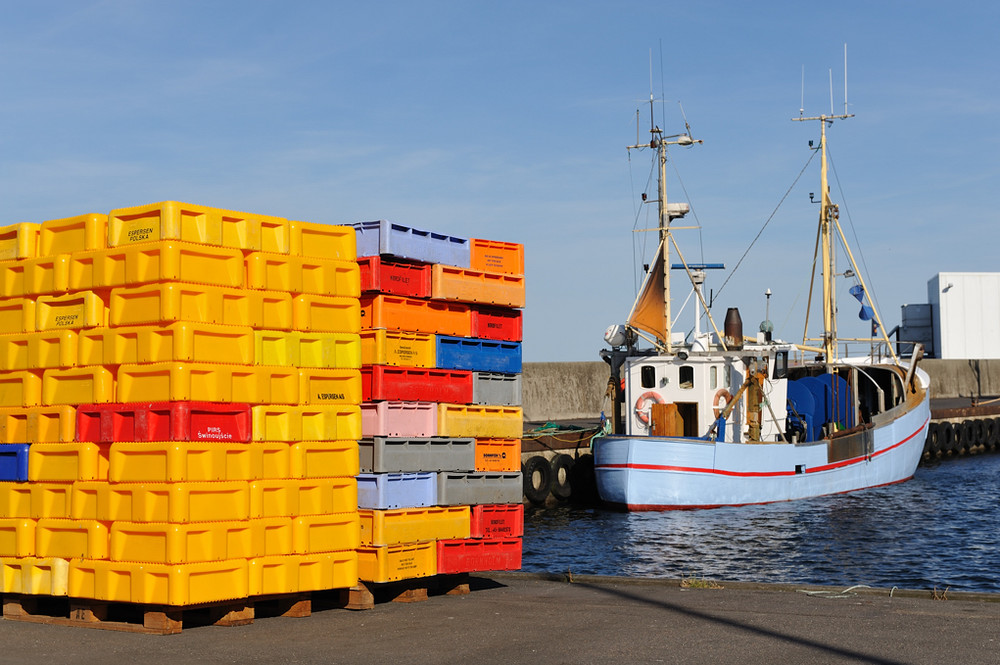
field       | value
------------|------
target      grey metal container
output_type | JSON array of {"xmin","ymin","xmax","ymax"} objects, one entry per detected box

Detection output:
[
  {"xmin": 472, "ymin": 372, "xmax": 522, "ymax": 406},
  {"xmin": 358, "ymin": 437, "xmax": 476, "ymax": 473},
  {"xmin": 436, "ymin": 472, "xmax": 523, "ymax": 506}
]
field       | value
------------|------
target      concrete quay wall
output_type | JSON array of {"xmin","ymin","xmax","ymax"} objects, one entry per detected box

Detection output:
[{"xmin": 523, "ymin": 358, "xmax": 1000, "ymax": 422}]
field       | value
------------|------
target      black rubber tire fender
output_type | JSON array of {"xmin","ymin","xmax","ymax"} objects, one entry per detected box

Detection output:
[
  {"xmin": 568, "ymin": 453, "xmax": 599, "ymax": 505},
  {"xmin": 926, "ymin": 422, "xmax": 940, "ymax": 455},
  {"xmin": 961, "ymin": 420, "xmax": 976, "ymax": 452},
  {"xmin": 987, "ymin": 418, "xmax": 1000, "ymax": 449},
  {"xmin": 549, "ymin": 453, "xmax": 575, "ymax": 501},
  {"xmin": 522, "ymin": 456, "xmax": 552, "ymax": 506},
  {"xmin": 940, "ymin": 422, "xmax": 955, "ymax": 455}
]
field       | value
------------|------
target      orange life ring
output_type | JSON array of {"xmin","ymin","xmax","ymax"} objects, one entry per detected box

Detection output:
[
  {"xmin": 713, "ymin": 388, "xmax": 733, "ymax": 419},
  {"xmin": 634, "ymin": 391, "xmax": 666, "ymax": 426}
]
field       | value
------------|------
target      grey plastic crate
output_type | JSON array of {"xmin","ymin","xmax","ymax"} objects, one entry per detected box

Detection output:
[
  {"xmin": 472, "ymin": 372, "xmax": 522, "ymax": 406},
  {"xmin": 436, "ymin": 472, "xmax": 522, "ymax": 506},
  {"xmin": 359, "ymin": 437, "xmax": 476, "ymax": 473}
]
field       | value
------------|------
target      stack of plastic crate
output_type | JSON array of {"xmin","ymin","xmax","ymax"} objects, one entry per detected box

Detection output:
[
  {"xmin": 0, "ymin": 202, "xmax": 362, "ymax": 608},
  {"xmin": 353, "ymin": 220, "xmax": 523, "ymax": 584}
]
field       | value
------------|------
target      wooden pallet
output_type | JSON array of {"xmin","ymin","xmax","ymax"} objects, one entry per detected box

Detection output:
[
  {"xmin": 343, "ymin": 573, "xmax": 471, "ymax": 610},
  {"xmin": 0, "ymin": 591, "xmax": 328, "ymax": 635}
]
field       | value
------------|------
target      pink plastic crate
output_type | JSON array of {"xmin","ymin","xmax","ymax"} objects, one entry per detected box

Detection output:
[
  {"xmin": 436, "ymin": 538, "xmax": 521, "ymax": 574},
  {"xmin": 469, "ymin": 504, "xmax": 524, "ymax": 539},
  {"xmin": 76, "ymin": 402, "xmax": 252, "ymax": 443},
  {"xmin": 361, "ymin": 401, "xmax": 437, "ymax": 437}
]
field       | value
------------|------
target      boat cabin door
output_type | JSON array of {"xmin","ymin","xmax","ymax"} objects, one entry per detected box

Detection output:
[{"xmin": 650, "ymin": 402, "xmax": 698, "ymax": 437}]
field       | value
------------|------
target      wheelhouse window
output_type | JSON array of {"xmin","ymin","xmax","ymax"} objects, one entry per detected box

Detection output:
[
  {"xmin": 679, "ymin": 365, "xmax": 694, "ymax": 389},
  {"xmin": 710, "ymin": 366, "xmax": 718, "ymax": 389},
  {"xmin": 773, "ymin": 351, "xmax": 789, "ymax": 379},
  {"xmin": 640, "ymin": 365, "xmax": 656, "ymax": 389}
]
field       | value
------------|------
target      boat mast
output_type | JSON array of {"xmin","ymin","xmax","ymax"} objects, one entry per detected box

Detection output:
[
  {"xmin": 795, "ymin": 112, "xmax": 851, "ymax": 364},
  {"xmin": 628, "ymin": 93, "xmax": 698, "ymax": 354}
]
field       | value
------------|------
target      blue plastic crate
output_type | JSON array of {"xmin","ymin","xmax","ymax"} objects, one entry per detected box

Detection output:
[
  {"xmin": 436, "ymin": 336, "xmax": 521, "ymax": 373},
  {"xmin": 353, "ymin": 220, "xmax": 470, "ymax": 268},
  {"xmin": 0, "ymin": 444, "xmax": 30, "ymax": 481},
  {"xmin": 356, "ymin": 472, "xmax": 437, "ymax": 509}
]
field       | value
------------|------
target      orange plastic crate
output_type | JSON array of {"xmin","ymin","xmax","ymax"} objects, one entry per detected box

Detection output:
[
  {"xmin": 430, "ymin": 265, "xmax": 525, "ymax": 307},
  {"xmin": 475, "ymin": 438, "xmax": 521, "ymax": 472},
  {"xmin": 469, "ymin": 238, "xmax": 524, "ymax": 275},
  {"xmin": 360, "ymin": 295, "xmax": 470, "ymax": 337}
]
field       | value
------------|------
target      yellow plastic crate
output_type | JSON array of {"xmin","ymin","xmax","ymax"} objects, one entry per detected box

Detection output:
[
  {"xmin": 0, "ymin": 406, "xmax": 76, "ymax": 443},
  {"xmin": 359, "ymin": 506, "xmax": 470, "ymax": 546},
  {"xmin": 109, "ymin": 283, "xmax": 293, "ymax": 329},
  {"xmin": 290, "ymin": 440, "xmax": 359, "ymax": 479},
  {"xmin": 253, "ymin": 516, "xmax": 293, "ymax": 556},
  {"xmin": 0, "ymin": 223, "xmax": 39, "ymax": 261},
  {"xmin": 0, "ymin": 298, "xmax": 36, "ymax": 334},
  {"xmin": 359, "ymin": 329, "xmax": 436, "ymax": 368},
  {"xmin": 297, "ymin": 478, "xmax": 357, "ymax": 516},
  {"xmin": 39, "ymin": 213, "xmax": 108, "ymax": 255},
  {"xmin": 109, "ymin": 441, "xmax": 257, "ymax": 483},
  {"xmin": 251, "ymin": 404, "xmax": 361, "ymax": 442},
  {"xmin": 289, "ymin": 221, "xmax": 356, "ymax": 260},
  {"xmin": 254, "ymin": 330, "xmax": 361, "ymax": 369},
  {"xmin": 110, "ymin": 520, "xmax": 256, "ymax": 564},
  {"xmin": 108, "ymin": 201, "xmax": 223, "ymax": 247},
  {"xmin": 0, "ymin": 370, "xmax": 42, "ymax": 408},
  {"xmin": 436, "ymin": 403, "xmax": 523, "ymax": 438},
  {"xmin": 219, "ymin": 209, "xmax": 289, "ymax": 253},
  {"xmin": 291, "ymin": 513, "xmax": 360, "ymax": 554},
  {"xmin": 292, "ymin": 294, "xmax": 361, "ymax": 333},
  {"xmin": 29, "ymin": 482, "xmax": 74, "ymax": 519},
  {"xmin": 298, "ymin": 368, "xmax": 361, "ymax": 405},
  {"xmin": 0, "ymin": 255, "xmax": 71, "ymax": 297},
  {"xmin": 19, "ymin": 556, "xmax": 70, "ymax": 596},
  {"xmin": 68, "ymin": 557, "xmax": 249, "ymax": 605},
  {"xmin": 0, "ymin": 556, "xmax": 24, "ymax": 592},
  {"xmin": 248, "ymin": 551, "xmax": 357, "ymax": 596},
  {"xmin": 116, "ymin": 363, "xmax": 297, "ymax": 404},
  {"xmin": 72, "ymin": 481, "xmax": 250, "ymax": 523},
  {"xmin": 0, "ymin": 334, "xmax": 30, "ymax": 370},
  {"xmin": 357, "ymin": 542, "xmax": 436, "ymax": 583},
  {"xmin": 32, "ymin": 330, "xmax": 80, "ymax": 369},
  {"xmin": 0, "ymin": 483, "xmax": 32, "ymax": 518},
  {"xmin": 78, "ymin": 327, "xmax": 127, "ymax": 365},
  {"xmin": 249, "ymin": 480, "xmax": 300, "ymax": 519},
  {"xmin": 141, "ymin": 322, "xmax": 255, "ymax": 364},
  {"xmin": 42, "ymin": 366, "xmax": 114, "ymax": 405},
  {"xmin": 36, "ymin": 291, "xmax": 107, "ymax": 330},
  {"xmin": 29, "ymin": 442, "xmax": 110, "ymax": 482},
  {"xmin": 35, "ymin": 518, "xmax": 109, "ymax": 559},
  {"xmin": 255, "ymin": 441, "xmax": 293, "ymax": 480},
  {"xmin": 127, "ymin": 240, "xmax": 245, "ymax": 287},
  {"xmin": 0, "ymin": 518, "xmax": 36, "ymax": 557}
]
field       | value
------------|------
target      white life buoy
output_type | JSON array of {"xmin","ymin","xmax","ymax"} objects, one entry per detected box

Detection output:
[{"xmin": 634, "ymin": 391, "xmax": 666, "ymax": 426}]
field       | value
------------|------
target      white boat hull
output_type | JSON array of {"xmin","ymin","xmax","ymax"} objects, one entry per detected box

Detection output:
[{"xmin": 593, "ymin": 393, "xmax": 930, "ymax": 510}]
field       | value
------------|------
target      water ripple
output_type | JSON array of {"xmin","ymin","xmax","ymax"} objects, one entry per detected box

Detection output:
[{"xmin": 522, "ymin": 453, "xmax": 1000, "ymax": 592}]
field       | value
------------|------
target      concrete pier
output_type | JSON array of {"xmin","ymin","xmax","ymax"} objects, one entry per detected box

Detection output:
[{"xmin": 1, "ymin": 574, "xmax": 996, "ymax": 663}]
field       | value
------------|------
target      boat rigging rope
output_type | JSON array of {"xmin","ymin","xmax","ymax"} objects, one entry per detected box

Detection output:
[{"xmin": 714, "ymin": 149, "xmax": 818, "ymax": 301}]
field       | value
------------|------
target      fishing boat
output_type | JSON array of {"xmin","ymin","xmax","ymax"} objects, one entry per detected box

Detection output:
[{"xmin": 591, "ymin": 94, "xmax": 931, "ymax": 510}]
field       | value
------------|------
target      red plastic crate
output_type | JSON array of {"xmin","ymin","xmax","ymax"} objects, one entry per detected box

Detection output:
[
  {"xmin": 76, "ymin": 402, "xmax": 252, "ymax": 443},
  {"xmin": 471, "ymin": 306, "xmax": 522, "ymax": 342},
  {"xmin": 470, "ymin": 504, "xmax": 524, "ymax": 539},
  {"xmin": 357, "ymin": 256, "xmax": 431, "ymax": 298},
  {"xmin": 436, "ymin": 538, "xmax": 521, "ymax": 574},
  {"xmin": 361, "ymin": 366, "xmax": 473, "ymax": 403}
]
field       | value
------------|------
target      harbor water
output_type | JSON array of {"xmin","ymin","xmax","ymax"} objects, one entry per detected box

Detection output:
[{"xmin": 522, "ymin": 453, "xmax": 1000, "ymax": 593}]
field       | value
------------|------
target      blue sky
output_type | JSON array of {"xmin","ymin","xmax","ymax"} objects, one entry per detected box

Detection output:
[{"xmin": 2, "ymin": 1, "xmax": 996, "ymax": 362}]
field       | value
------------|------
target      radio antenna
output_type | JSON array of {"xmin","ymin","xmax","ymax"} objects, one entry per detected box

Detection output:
[
  {"xmin": 800, "ymin": 65, "xmax": 805, "ymax": 116},
  {"xmin": 843, "ymin": 43, "xmax": 849, "ymax": 115},
  {"xmin": 829, "ymin": 69, "xmax": 834, "ymax": 115}
]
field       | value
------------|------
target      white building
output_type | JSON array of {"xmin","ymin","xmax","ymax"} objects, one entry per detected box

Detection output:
[{"xmin": 926, "ymin": 272, "xmax": 1000, "ymax": 359}]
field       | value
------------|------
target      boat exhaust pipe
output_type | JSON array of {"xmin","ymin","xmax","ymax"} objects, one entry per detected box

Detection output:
[{"xmin": 724, "ymin": 307, "xmax": 744, "ymax": 349}]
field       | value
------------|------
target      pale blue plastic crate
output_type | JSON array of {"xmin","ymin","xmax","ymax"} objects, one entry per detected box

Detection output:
[
  {"xmin": 0, "ymin": 443, "xmax": 30, "ymax": 481},
  {"xmin": 357, "ymin": 472, "xmax": 437, "ymax": 509},
  {"xmin": 436, "ymin": 472, "xmax": 522, "ymax": 506},
  {"xmin": 353, "ymin": 220, "xmax": 470, "ymax": 267},
  {"xmin": 435, "ymin": 336, "xmax": 521, "ymax": 373},
  {"xmin": 359, "ymin": 437, "xmax": 476, "ymax": 473}
]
